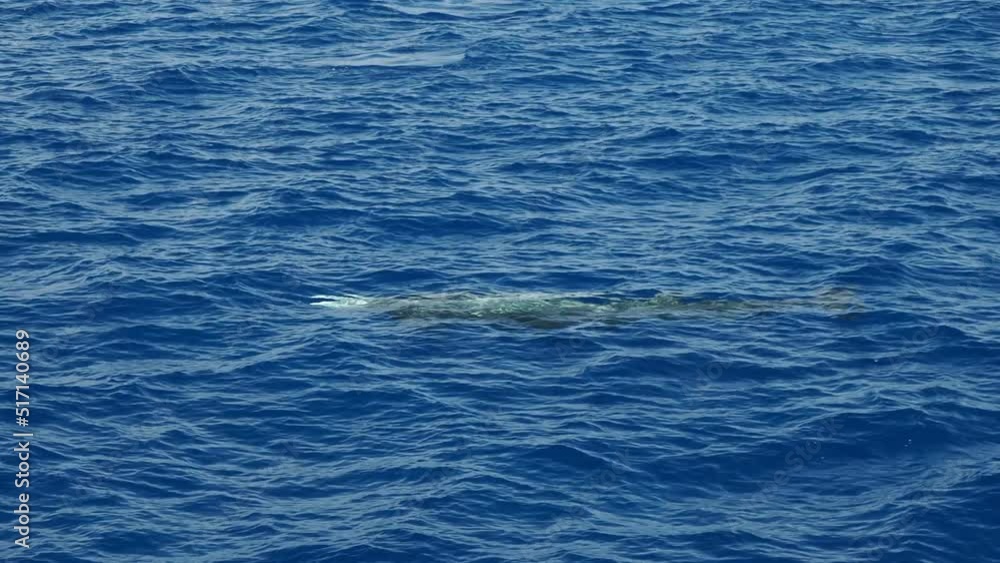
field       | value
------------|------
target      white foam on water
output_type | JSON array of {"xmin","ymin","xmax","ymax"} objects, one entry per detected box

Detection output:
[{"xmin": 311, "ymin": 295, "xmax": 372, "ymax": 308}]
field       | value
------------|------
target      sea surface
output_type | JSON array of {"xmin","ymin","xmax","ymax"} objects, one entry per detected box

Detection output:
[{"xmin": 2, "ymin": 1, "xmax": 999, "ymax": 561}]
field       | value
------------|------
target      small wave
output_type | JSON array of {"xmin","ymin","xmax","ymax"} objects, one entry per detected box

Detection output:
[{"xmin": 327, "ymin": 49, "xmax": 466, "ymax": 68}]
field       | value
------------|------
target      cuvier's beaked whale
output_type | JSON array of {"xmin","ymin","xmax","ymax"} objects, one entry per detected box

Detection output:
[{"xmin": 312, "ymin": 289, "xmax": 860, "ymax": 328}]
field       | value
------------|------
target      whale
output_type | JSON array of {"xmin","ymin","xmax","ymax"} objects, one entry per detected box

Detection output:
[{"xmin": 312, "ymin": 289, "xmax": 860, "ymax": 328}]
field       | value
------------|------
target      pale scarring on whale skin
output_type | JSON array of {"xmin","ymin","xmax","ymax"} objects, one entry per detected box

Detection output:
[{"xmin": 312, "ymin": 289, "xmax": 862, "ymax": 328}]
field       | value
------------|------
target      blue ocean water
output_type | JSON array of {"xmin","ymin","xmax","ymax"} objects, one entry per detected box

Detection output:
[{"xmin": 2, "ymin": 0, "xmax": 1000, "ymax": 561}]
